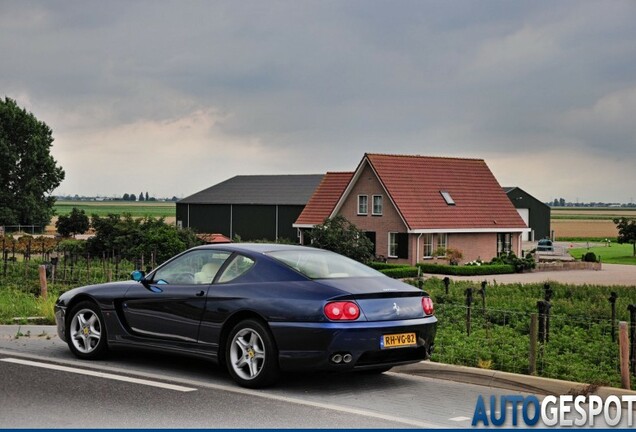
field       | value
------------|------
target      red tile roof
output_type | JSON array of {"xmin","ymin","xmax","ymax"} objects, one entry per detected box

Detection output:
[
  {"xmin": 294, "ymin": 172, "xmax": 354, "ymax": 226},
  {"xmin": 364, "ymin": 154, "xmax": 527, "ymax": 230},
  {"xmin": 196, "ymin": 233, "xmax": 232, "ymax": 244}
]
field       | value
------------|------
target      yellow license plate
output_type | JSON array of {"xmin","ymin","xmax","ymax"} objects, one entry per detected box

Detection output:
[{"xmin": 381, "ymin": 332, "xmax": 417, "ymax": 349}]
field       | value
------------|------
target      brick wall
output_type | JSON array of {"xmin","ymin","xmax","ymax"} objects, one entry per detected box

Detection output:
[{"xmin": 338, "ymin": 164, "xmax": 408, "ymax": 261}]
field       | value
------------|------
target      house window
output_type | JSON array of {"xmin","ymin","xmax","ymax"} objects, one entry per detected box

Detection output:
[
  {"xmin": 497, "ymin": 233, "xmax": 512, "ymax": 256},
  {"xmin": 423, "ymin": 234, "xmax": 434, "ymax": 258},
  {"xmin": 389, "ymin": 232, "xmax": 410, "ymax": 259},
  {"xmin": 389, "ymin": 232, "xmax": 398, "ymax": 257},
  {"xmin": 437, "ymin": 233, "xmax": 447, "ymax": 256},
  {"xmin": 357, "ymin": 195, "xmax": 368, "ymax": 215},
  {"xmin": 372, "ymin": 195, "xmax": 383, "ymax": 215}
]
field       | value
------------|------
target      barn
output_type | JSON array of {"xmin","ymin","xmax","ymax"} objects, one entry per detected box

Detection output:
[
  {"xmin": 504, "ymin": 186, "xmax": 551, "ymax": 241},
  {"xmin": 176, "ymin": 175, "xmax": 324, "ymax": 241}
]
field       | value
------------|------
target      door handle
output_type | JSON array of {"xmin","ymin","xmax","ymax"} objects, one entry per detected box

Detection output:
[{"xmin": 196, "ymin": 290, "xmax": 205, "ymax": 297}]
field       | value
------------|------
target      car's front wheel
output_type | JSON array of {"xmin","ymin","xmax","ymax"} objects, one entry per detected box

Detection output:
[
  {"xmin": 66, "ymin": 301, "xmax": 108, "ymax": 359},
  {"xmin": 225, "ymin": 319, "xmax": 279, "ymax": 388}
]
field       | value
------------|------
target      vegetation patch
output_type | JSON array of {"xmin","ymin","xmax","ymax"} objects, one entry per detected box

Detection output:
[
  {"xmin": 569, "ymin": 244, "xmax": 636, "ymax": 265},
  {"xmin": 417, "ymin": 263, "xmax": 515, "ymax": 276}
]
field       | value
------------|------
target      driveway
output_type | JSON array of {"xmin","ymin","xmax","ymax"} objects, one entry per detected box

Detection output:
[{"xmin": 425, "ymin": 263, "xmax": 636, "ymax": 286}]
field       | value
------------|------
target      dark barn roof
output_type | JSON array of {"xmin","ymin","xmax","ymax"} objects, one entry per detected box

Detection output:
[{"xmin": 178, "ymin": 175, "xmax": 325, "ymax": 205}]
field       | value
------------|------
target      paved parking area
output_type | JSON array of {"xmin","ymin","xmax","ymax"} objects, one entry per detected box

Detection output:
[{"xmin": 427, "ymin": 263, "xmax": 636, "ymax": 286}]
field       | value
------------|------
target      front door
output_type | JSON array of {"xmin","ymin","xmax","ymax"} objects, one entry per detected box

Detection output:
[{"xmin": 122, "ymin": 249, "xmax": 232, "ymax": 342}]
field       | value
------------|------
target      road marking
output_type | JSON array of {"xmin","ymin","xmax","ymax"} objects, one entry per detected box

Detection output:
[
  {"xmin": 0, "ymin": 357, "xmax": 197, "ymax": 392},
  {"xmin": 0, "ymin": 350, "xmax": 442, "ymax": 428}
]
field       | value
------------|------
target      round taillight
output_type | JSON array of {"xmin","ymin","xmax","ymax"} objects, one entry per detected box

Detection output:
[
  {"xmin": 325, "ymin": 301, "xmax": 360, "ymax": 321},
  {"xmin": 422, "ymin": 297, "xmax": 434, "ymax": 316}
]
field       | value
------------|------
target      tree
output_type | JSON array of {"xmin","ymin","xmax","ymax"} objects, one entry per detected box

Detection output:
[
  {"xmin": 130, "ymin": 193, "xmax": 137, "ymax": 202},
  {"xmin": 87, "ymin": 213, "xmax": 201, "ymax": 264},
  {"xmin": 139, "ymin": 191, "xmax": 145, "ymax": 202},
  {"xmin": 122, "ymin": 193, "xmax": 130, "ymax": 201},
  {"xmin": 309, "ymin": 215, "xmax": 374, "ymax": 263},
  {"xmin": 0, "ymin": 97, "xmax": 65, "ymax": 228},
  {"xmin": 55, "ymin": 207, "xmax": 90, "ymax": 237},
  {"xmin": 613, "ymin": 217, "xmax": 636, "ymax": 256},
  {"xmin": 145, "ymin": 192, "xmax": 149, "ymax": 201}
]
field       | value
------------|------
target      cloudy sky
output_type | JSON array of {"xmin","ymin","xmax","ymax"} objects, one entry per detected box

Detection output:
[{"xmin": 2, "ymin": 1, "xmax": 635, "ymax": 202}]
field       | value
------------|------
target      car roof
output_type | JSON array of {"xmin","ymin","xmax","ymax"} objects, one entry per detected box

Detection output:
[{"xmin": 192, "ymin": 243, "xmax": 324, "ymax": 255}]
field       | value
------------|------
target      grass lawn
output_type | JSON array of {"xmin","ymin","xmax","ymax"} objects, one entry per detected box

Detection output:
[
  {"xmin": 569, "ymin": 243, "xmax": 636, "ymax": 265},
  {"xmin": 54, "ymin": 201, "xmax": 175, "ymax": 218}
]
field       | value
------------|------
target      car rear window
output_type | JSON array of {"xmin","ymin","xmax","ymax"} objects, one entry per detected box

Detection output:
[{"xmin": 266, "ymin": 249, "xmax": 382, "ymax": 279}]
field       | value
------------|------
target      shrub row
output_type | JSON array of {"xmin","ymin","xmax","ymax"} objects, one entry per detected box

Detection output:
[
  {"xmin": 369, "ymin": 262, "xmax": 412, "ymax": 270},
  {"xmin": 379, "ymin": 267, "xmax": 420, "ymax": 278},
  {"xmin": 416, "ymin": 263, "xmax": 515, "ymax": 276}
]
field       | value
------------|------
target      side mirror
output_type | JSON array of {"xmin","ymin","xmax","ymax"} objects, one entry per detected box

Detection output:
[{"xmin": 131, "ymin": 270, "xmax": 146, "ymax": 282}]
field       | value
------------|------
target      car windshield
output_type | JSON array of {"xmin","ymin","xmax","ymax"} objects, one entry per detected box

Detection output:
[{"xmin": 266, "ymin": 249, "xmax": 383, "ymax": 279}]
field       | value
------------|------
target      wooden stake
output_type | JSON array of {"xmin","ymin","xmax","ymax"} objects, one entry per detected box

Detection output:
[
  {"xmin": 619, "ymin": 321, "xmax": 631, "ymax": 389},
  {"xmin": 529, "ymin": 313, "xmax": 538, "ymax": 375},
  {"xmin": 38, "ymin": 265, "xmax": 47, "ymax": 299}
]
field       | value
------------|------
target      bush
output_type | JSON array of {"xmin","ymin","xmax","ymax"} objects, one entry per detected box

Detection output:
[
  {"xmin": 489, "ymin": 252, "xmax": 535, "ymax": 273},
  {"xmin": 583, "ymin": 252, "xmax": 598, "ymax": 262},
  {"xmin": 417, "ymin": 262, "xmax": 515, "ymax": 276},
  {"xmin": 368, "ymin": 262, "xmax": 412, "ymax": 270},
  {"xmin": 379, "ymin": 266, "xmax": 420, "ymax": 278}
]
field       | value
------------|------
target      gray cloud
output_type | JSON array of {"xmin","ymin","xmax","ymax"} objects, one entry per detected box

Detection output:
[{"xmin": 1, "ymin": 0, "xmax": 635, "ymax": 201}]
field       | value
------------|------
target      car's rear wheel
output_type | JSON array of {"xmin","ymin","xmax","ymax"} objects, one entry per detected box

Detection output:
[
  {"xmin": 66, "ymin": 301, "xmax": 108, "ymax": 359},
  {"xmin": 225, "ymin": 319, "xmax": 279, "ymax": 388}
]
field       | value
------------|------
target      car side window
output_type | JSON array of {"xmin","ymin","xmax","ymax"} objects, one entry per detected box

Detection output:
[
  {"xmin": 217, "ymin": 254, "xmax": 255, "ymax": 283},
  {"xmin": 152, "ymin": 250, "xmax": 231, "ymax": 285}
]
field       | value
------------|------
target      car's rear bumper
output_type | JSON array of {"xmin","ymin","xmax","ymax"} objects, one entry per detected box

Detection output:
[{"xmin": 270, "ymin": 316, "xmax": 437, "ymax": 371}]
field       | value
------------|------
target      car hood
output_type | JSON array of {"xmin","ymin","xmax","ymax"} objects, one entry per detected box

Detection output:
[{"xmin": 57, "ymin": 280, "xmax": 138, "ymax": 308}]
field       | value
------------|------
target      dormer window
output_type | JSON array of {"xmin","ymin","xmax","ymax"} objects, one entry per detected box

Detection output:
[{"xmin": 440, "ymin": 191, "xmax": 455, "ymax": 205}]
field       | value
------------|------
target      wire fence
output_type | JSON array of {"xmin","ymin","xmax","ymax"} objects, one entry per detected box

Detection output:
[{"xmin": 431, "ymin": 302, "xmax": 626, "ymax": 388}]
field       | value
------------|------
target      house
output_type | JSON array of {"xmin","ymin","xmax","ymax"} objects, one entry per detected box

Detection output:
[
  {"xmin": 294, "ymin": 154, "xmax": 529, "ymax": 265},
  {"xmin": 503, "ymin": 187, "xmax": 551, "ymax": 241},
  {"xmin": 176, "ymin": 175, "xmax": 324, "ymax": 241}
]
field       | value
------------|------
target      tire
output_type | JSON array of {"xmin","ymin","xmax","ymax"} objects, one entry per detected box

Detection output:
[
  {"xmin": 225, "ymin": 319, "xmax": 279, "ymax": 388},
  {"xmin": 66, "ymin": 301, "xmax": 108, "ymax": 359}
]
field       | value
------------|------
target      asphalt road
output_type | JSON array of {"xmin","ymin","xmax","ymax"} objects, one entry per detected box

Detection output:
[
  {"xmin": 0, "ymin": 325, "xmax": 513, "ymax": 429},
  {"xmin": 1, "ymin": 325, "xmax": 633, "ymax": 428}
]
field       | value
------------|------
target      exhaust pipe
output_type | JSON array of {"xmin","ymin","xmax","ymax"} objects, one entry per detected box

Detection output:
[
  {"xmin": 343, "ymin": 353, "xmax": 352, "ymax": 364},
  {"xmin": 331, "ymin": 354, "xmax": 343, "ymax": 364}
]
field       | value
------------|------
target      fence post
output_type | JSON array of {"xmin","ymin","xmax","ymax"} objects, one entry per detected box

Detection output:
[
  {"xmin": 619, "ymin": 321, "xmax": 631, "ymax": 390},
  {"xmin": 478, "ymin": 281, "xmax": 487, "ymax": 314},
  {"xmin": 465, "ymin": 287, "xmax": 473, "ymax": 336},
  {"xmin": 38, "ymin": 265, "xmax": 47, "ymax": 299},
  {"xmin": 609, "ymin": 292, "xmax": 618, "ymax": 342},
  {"xmin": 529, "ymin": 313, "xmax": 538, "ymax": 375},
  {"xmin": 443, "ymin": 277, "xmax": 450, "ymax": 295},
  {"xmin": 628, "ymin": 304, "xmax": 636, "ymax": 375},
  {"xmin": 537, "ymin": 300, "xmax": 551, "ymax": 343},
  {"xmin": 2, "ymin": 236, "xmax": 6, "ymax": 277}
]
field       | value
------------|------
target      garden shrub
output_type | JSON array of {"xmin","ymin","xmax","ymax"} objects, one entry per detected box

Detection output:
[
  {"xmin": 583, "ymin": 252, "xmax": 597, "ymax": 263},
  {"xmin": 379, "ymin": 267, "xmax": 420, "ymax": 278}
]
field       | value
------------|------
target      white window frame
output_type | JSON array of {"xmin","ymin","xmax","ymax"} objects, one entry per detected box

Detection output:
[
  {"xmin": 388, "ymin": 232, "xmax": 398, "ymax": 258},
  {"xmin": 372, "ymin": 195, "xmax": 383, "ymax": 215},
  {"xmin": 357, "ymin": 195, "xmax": 368, "ymax": 215},
  {"xmin": 423, "ymin": 233, "xmax": 434, "ymax": 258}
]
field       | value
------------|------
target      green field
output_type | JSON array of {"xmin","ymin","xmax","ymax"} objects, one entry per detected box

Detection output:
[
  {"xmin": 54, "ymin": 201, "xmax": 176, "ymax": 218},
  {"xmin": 569, "ymin": 243, "xmax": 636, "ymax": 265}
]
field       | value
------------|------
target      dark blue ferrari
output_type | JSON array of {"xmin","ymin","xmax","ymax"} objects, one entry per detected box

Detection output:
[{"xmin": 55, "ymin": 243, "xmax": 437, "ymax": 388}]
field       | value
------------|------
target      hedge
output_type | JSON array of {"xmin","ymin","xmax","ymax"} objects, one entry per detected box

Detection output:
[
  {"xmin": 379, "ymin": 267, "xmax": 420, "ymax": 278},
  {"xmin": 416, "ymin": 263, "xmax": 515, "ymax": 276},
  {"xmin": 369, "ymin": 262, "xmax": 412, "ymax": 270}
]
